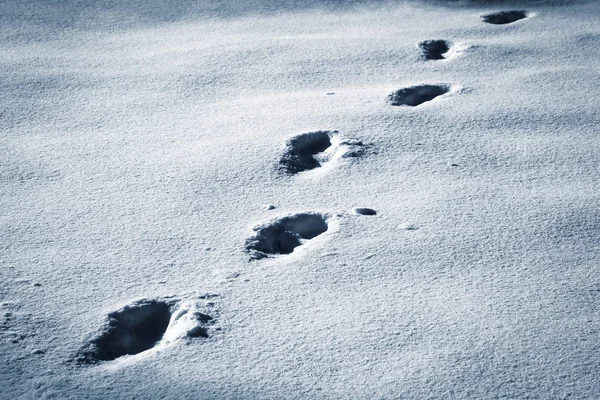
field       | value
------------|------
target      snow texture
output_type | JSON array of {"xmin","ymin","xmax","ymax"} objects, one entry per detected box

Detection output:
[{"xmin": 1, "ymin": 0, "xmax": 599, "ymax": 398}]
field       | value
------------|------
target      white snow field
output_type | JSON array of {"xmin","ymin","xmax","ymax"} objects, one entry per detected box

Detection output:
[{"xmin": 1, "ymin": 0, "xmax": 599, "ymax": 398}]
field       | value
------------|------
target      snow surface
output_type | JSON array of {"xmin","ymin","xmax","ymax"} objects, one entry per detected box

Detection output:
[{"xmin": 1, "ymin": 0, "xmax": 599, "ymax": 398}]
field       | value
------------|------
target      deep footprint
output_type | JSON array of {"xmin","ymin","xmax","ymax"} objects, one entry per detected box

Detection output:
[
  {"xmin": 78, "ymin": 300, "xmax": 172, "ymax": 363},
  {"xmin": 388, "ymin": 84, "xmax": 450, "ymax": 106},
  {"xmin": 77, "ymin": 299, "xmax": 214, "ymax": 363},
  {"xmin": 418, "ymin": 40, "xmax": 450, "ymax": 60},
  {"xmin": 482, "ymin": 10, "xmax": 527, "ymax": 25},
  {"xmin": 352, "ymin": 207, "xmax": 377, "ymax": 216},
  {"xmin": 280, "ymin": 131, "xmax": 364, "ymax": 174},
  {"xmin": 246, "ymin": 213, "xmax": 328, "ymax": 259},
  {"xmin": 280, "ymin": 131, "xmax": 331, "ymax": 174}
]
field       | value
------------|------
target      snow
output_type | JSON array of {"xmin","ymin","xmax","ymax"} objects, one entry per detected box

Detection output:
[{"xmin": 1, "ymin": 0, "xmax": 599, "ymax": 398}]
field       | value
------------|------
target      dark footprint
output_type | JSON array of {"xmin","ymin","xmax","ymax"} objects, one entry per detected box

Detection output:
[
  {"xmin": 78, "ymin": 300, "xmax": 172, "ymax": 363},
  {"xmin": 280, "ymin": 131, "xmax": 332, "ymax": 174},
  {"xmin": 482, "ymin": 10, "xmax": 527, "ymax": 25},
  {"xmin": 280, "ymin": 131, "xmax": 364, "ymax": 174},
  {"xmin": 352, "ymin": 207, "xmax": 377, "ymax": 216},
  {"xmin": 419, "ymin": 40, "xmax": 450, "ymax": 60},
  {"xmin": 388, "ymin": 84, "xmax": 451, "ymax": 107},
  {"xmin": 246, "ymin": 213, "xmax": 328, "ymax": 259},
  {"xmin": 77, "ymin": 299, "xmax": 213, "ymax": 363}
]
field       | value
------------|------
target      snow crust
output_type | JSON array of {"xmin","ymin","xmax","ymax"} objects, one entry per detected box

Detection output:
[{"xmin": 1, "ymin": 0, "xmax": 598, "ymax": 398}]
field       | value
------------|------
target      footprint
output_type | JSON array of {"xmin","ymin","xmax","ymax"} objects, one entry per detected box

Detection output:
[
  {"xmin": 246, "ymin": 213, "xmax": 329, "ymax": 259},
  {"xmin": 482, "ymin": 10, "xmax": 527, "ymax": 25},
  {"xmin": 418, "ymin": 40, "xmax": 451, "ymax": 60},
  {"xmin": 352, "ymin": 207, "xmax": 377, "ymax": 216},
  {"xmin": 279, "ymin": 131, "xmax": 365, "ymax": 174},
  {"xmin": 388, "ymin": 84, "xmax": 451, "ymax": 107},
  {"xmin": 77, "ymin": 298, "xmax": 214, "ymax": 363}
]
